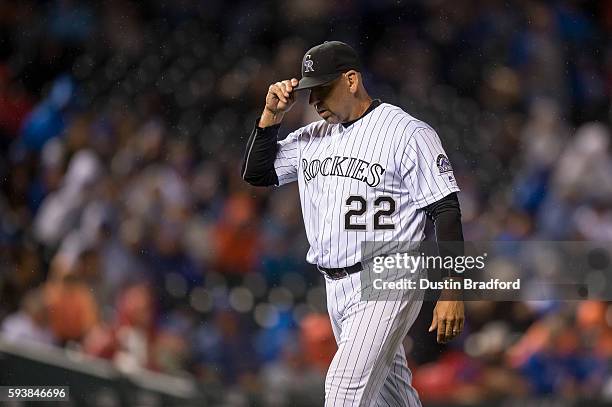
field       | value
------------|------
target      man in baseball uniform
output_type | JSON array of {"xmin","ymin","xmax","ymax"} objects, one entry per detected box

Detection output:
[{"xmin": 241, "ymin": 41, "xmax": 465, "ymax": 406}]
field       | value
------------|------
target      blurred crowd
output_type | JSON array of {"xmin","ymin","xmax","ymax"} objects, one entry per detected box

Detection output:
[{"xmin": 0, "ymin": 0, "xmax": 611, "ymax": 405}]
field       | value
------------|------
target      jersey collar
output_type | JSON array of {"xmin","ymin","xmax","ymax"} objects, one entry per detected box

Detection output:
[{"xmin": 341, "ymin": 99, "xmax": 382, "ymax": 128}]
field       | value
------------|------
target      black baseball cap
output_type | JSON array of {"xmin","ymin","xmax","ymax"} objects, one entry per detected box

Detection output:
[{"xmin": 295, "ymin": 41, "xmax": 361, "ymax": 91}]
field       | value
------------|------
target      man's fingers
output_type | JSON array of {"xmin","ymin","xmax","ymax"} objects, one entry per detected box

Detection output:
[
  {"xmin": 268, "ymin": 85, "xmax": 282, "ymax": 103},
  {"xmin": 268, "ymin": 79, "xmax": 300, "ymax": 109},
  {"xmin": 447, "ymin": 318, "xmax": 463, "ymax": 341},
  {"xmin": 277, "ymin": 81, "xmax": 290, "ymax": 98},
  {"xmin": 437, "ymin": 318, "xmax": 446, "ymax": 343},
  {"xmin": 429, "ymin": 312, "xmax": 437, "ymax": 332},
  {"xmin": 445, "ymin": 318, "xmax": 455, "ymax": 341},
  {"xmin": 268, "ymin": 84, "xmax": 278, "ymax": 101},
  {"xmin": 282, "ymin": 79, "xmax": 294, "ymax": 94},
  {"xmin": 275, "ymin": 82, "xmax": 289, "ymax": 102},
  {"xmin": 431, "ymin": 301, "xmax": 465, "ymax": 344},
  {"xmin": 271, "ymin": 83, "xmax": 288, "ymax": 103}
]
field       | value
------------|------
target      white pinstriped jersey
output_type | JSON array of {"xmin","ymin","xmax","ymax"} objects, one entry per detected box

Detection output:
[{"xmin": 275, "ymin": 102, "xmax": 459, "ymax": 268}]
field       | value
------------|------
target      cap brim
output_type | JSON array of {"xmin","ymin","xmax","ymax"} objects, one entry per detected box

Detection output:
[{"xmin": 294, "ymin": 73, "xmax": 340, "ymax": 91}]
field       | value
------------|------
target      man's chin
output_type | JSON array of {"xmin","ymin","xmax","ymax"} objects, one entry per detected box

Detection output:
[{"xmin": 319, "ymin": 111, "xmax": 339, "ymax": 124}]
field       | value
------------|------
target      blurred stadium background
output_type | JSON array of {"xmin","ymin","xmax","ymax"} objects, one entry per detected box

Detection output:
[{"xmin": 0, "ymin": 0, "xmax": 611, "ymax": 406}]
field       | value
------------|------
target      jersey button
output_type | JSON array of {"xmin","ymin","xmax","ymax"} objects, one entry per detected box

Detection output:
[{"xmin": 323, "ymin": 250, "xmax": 329, "ymax": 255}]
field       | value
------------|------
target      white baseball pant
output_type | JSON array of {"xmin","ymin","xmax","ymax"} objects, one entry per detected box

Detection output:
[{"xmin": 323, "ymin": 260, "xmax": 423, "ymax": 406}]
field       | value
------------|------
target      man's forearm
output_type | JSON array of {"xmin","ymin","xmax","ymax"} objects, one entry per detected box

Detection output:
[
  {"xmin": 240, "ymin": 118, "xmax": 281, "ymax": 186},
  {"xmin": 424, "ymin": 193, "xmax": 464, "ymax": 279},
  {"xmin": 259, "ymin": 107, "xmax": 285, "ymax": 128}
]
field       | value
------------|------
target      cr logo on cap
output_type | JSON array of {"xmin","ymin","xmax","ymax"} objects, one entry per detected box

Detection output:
[{"xmin": 304, "ymin": 54, "xmax": 314, "ymax": 73}]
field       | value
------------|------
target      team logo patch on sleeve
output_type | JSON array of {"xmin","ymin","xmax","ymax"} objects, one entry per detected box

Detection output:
[{"xmin": 436, "ymin": 154, "xmax": 453, "ymax": 174}]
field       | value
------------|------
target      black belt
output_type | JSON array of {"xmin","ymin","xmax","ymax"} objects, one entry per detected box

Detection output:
[{"xmin": 317, "ymin": 262, "xmax": 363, "ymax": 280}]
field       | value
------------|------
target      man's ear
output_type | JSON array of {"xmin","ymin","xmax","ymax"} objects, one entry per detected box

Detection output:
[{"xmin": 345, "ymin": 70, "xmax": 359, "ymax": 93}]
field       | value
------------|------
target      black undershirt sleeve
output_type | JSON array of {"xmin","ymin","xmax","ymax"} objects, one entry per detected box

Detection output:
[
  {"xmin": 242, "ymin": 101, "xmax": 381, "ymax": 187},
  {"xmin": 241, "ymin": 119, "xmax": 280, "ymax": 187},
  {"xmin": 423, "ymin": 192, "xmax": 464, "ymax": 280}
]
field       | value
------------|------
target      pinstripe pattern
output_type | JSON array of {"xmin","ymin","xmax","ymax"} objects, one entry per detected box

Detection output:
[
  {"xmin": 274, "ymin": 103, "xmax": 459, "ymax": 268},
  {"xmin": 324, "ymin": 261, "xmax": 423, "ymax": 406},
  {"xmin": 273, "ymin": 103, "xmax": 459, "ymax": 405}
]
